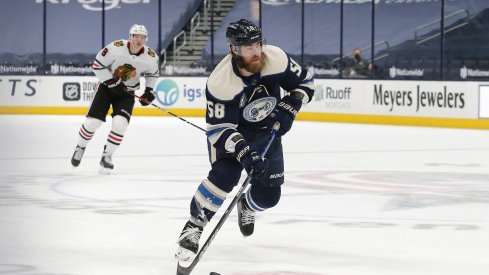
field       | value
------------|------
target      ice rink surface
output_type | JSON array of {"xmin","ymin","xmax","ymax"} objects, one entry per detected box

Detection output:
[{"xmin": 0, "ymin": 114, "xmax": 488, "ymax": 275}]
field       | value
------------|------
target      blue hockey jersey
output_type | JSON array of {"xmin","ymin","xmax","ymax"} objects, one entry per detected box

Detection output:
[{"xmin": 205, "ymin": 45, "xmax": 315, "ymax": 163}]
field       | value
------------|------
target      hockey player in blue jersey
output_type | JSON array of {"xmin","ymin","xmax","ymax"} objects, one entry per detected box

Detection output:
[{"xmin": 175, "ymin": 19, "xmax": 315, "ymax": 261}]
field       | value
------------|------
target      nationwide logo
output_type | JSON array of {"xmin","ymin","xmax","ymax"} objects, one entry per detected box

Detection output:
[
  {"xmin": 35, "ymin": 0, "xmax": 151, "ymax": 11},
  {"xmin": 0, "ymin": 65, "xmax": 38, "ymax": 74},
  {"xmin": 63, "ymin": 82, "xmax": 81, "ymax": 101},
  {"xmin": 308, "ymin": 66, "xmax": 339, "ymax": 77},
  {"xmin": 51, "ymin": 64, "xmax": 92, "ymax": 74},
  {"xmin": 155, "ymin": 79, "xmax": 179, "ymax": 106},
  {"xmin": 163, "ymin": 65, "xmax": 207, "ymax": 75},
  {"xmin": 389, "ymin": 66, "xmax": 424, "ymax": 78},
  {"xmin": 460, "ymin": 66, "xmax": 489, "ymax": 79}
]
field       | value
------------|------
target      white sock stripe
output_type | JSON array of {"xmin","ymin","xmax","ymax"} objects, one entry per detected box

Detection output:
[
  {"xmin": 194, "ymin": 192, "xmax": 220, "ymax": 212},
  {"xmin": 108, "ymin": 136, "xmax": 122, "ymax": 142},
  {"xmin": 202, "ymin": 179, "xmax": 228, "ymax": 199},
  {"xmin": 245, "ymin": 191, "xmax": 266, "ymax": 212},
  {"xmin": 108, "ymin": 133, "xmax": 123, "ymax": 144},
  {"xmin": 79, "ymin": 127, "xmax": 94, "ymax": 139},
  {"xmin": 81, "ymin": 125, "xmax": 95, "ymax": 135},
  {"xmin": 109, "ymin": 130, "xmax": 124, "ymax": 138}
]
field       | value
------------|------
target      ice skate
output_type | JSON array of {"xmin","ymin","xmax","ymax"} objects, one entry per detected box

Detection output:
[
  {"xmin": 99, "ymin": 155, "xmax": 114, "ymax": 174},
  {"xmin": 175, "ymin": 220, "xmax": 203, "ymax": 262},
  {"xmin": 237, "ymin": 194, "xmax": 255, "ymax": 237},
  {"xmin": 71, "ymin": 146, "xmax": 85, "ymax": 167}
]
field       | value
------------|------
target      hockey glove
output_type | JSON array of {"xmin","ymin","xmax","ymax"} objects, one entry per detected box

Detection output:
[
  {"xmin": 139, "ymin": 88, "xmax": 155, "ymax": 106},
  {"xmin": 104, "ymin": 77, "xmax": 127, "ymax": 94},
  {"xmin": 267, "ymin": 94, "xmax": 303, "ymax": 136},
  {"xmin": 234, "ymin": 141, "xmax": 268, "ymax": 180}
]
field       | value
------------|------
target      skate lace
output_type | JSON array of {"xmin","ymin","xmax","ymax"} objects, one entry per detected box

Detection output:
[
  {"xmin": 178, "ymin": 227, "xmax": 202, "ymax": 244},
  {"xmin": 241, "ymin": 207, "xmax": 255, "ymax": 225}
]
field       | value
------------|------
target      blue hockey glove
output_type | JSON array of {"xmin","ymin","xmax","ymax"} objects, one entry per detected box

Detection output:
[
  {"xmin": 139, "ymin": 88, "xmax": 155, "ymax": 106},
  {"xmin": 234, "ymin": 141, "xmax": 268, "ymax": 180},
  {"xmin": 267, "ymin": 94, "xmax": 303, "ymax": 136}
]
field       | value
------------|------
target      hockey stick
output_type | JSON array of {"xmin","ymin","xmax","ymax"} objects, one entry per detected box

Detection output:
[
  {"xmin": 176, "ymin": 129, "xmax": 278, "ymax": 275},
  {"xmin": 127, "ymin": 90, "xmax": 206, "ymax": 133}
]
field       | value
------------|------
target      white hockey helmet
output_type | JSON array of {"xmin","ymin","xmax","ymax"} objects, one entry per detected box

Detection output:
[{"xmin": 129, "ymin": 24, "xmax": 148, "ymax": 42}]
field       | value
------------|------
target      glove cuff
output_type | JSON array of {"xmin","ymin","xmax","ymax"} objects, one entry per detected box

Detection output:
[
  {"xmin": 277, "ymin": 95, "xmax": 303, "ymax": 118},
  {"xmin": 234, "ymin": 140, "xmax": 251, "ymax": 163},
  {"xmin": 142, "ymin": 89, "xmax": 155, "ymax": 98}
]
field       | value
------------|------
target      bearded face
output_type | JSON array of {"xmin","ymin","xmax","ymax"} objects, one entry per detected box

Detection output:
[{"xmin": 231, "ymin": 42, "xmax": 265, "ymax": 74}]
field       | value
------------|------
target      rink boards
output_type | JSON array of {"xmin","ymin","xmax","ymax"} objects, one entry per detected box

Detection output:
[{"xmin": 0, "ymin": 76, "xmax": 488, "ymax": 129}]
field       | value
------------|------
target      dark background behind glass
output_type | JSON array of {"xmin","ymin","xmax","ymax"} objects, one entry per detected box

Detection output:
[{"xmin": 1, "ymin": 0, "xmax": 488, "ymax": 80}]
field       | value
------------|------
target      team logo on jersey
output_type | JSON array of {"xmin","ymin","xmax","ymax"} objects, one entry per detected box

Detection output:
[
  {"xmin": 242, "ymin": 97, "xmax": 277, "ymax": 122},
  {"xmin": 155, "ymin": 79, "xmax": 179, "ymax": 106},
  {"xmin": 148, "ymin": 48, "xmax": 156, "ymax": 57},
  {"xmin": 113, "ymin": 41, "xmax": 124, "ymax": 47}
]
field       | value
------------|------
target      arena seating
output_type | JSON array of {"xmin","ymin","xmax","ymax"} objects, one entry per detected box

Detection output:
[
  {"xmin": 0, "ymin": 0, "xmax": 200, "ymax": 71},
  {"xmin": 161, "ymin": 0, "xmax": 201, "ymax": 52},
  {"xmin": 201, "ymin": 1, "xmax": 489, "ymax": 80}
]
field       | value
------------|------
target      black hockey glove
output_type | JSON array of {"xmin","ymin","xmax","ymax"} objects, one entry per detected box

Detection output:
[
  {"xmin": 267, "ymin": 94, "xmax": 303, "ymax": 136},
  {"xmin": 234, "ymin": 141, "xmax": 268, "ymax": 180},
  {"xmin": 104, "ymin": 77, "xmax": 126, "ymax": 94},
  {"xmin": 139, "ymin": 88, "xmax": 155, "ymax": 106}
]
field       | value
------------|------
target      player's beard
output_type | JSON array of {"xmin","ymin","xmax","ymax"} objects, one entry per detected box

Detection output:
[{"xmin": 234, "ymin": 53, "xmax": 266, "ymax": 74}]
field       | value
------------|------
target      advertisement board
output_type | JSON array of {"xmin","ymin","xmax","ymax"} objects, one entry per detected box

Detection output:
[
  {"xmin": 1, "ymin": 76, "xmax": 488, "ymax": 129},
  {"xmin": 479, "ymin": 85, "xmax": 489, "ymax": 119},
  {"xmin": 309, "ymin": 79, "xmax": 479, "ymax": 119},
  {"xmin": 0, "ymin": 76, "xmax": 207, "ymax": 109}
]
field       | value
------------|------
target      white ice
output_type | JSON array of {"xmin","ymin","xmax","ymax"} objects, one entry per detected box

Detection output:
[{"xmin": 0, "ymin": 114, "xmax": 488, "ymax": 275}]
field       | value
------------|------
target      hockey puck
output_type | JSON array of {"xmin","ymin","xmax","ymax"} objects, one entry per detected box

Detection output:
[{"xmin": 209, "ymin": 273, "xmax": 221, "ymax": 275}]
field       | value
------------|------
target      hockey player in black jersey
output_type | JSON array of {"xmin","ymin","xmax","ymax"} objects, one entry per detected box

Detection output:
[
  {"xmin": 175, "ymin": 19, "xmax": 315, "ymax": 261},
  {"xmin": 70, "ymin": 24, "xmax": 159, "ymax": 174}
]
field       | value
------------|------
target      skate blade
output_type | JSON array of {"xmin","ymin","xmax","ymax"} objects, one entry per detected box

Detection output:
[{"xmin": 99, "ymin": 167, "xmax": 113, "ymax": 175}]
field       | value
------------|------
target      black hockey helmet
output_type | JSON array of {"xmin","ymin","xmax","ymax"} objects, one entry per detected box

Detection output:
[{"xmin": 226, "ymin": 19, "xmax": 263, "ymax": 46}]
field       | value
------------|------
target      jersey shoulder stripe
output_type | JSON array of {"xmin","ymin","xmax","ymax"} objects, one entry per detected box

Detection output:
[
  {"xmin": 261, "ymin": 45, "xmax": 288, "ymax": 77},
  {"xmin": 92, "ymin": 58, "xmax": 108, "ymax": 70},
  {"xmin": 207, "ymin": 54, "xmax": 243, "ymax": 101}
]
